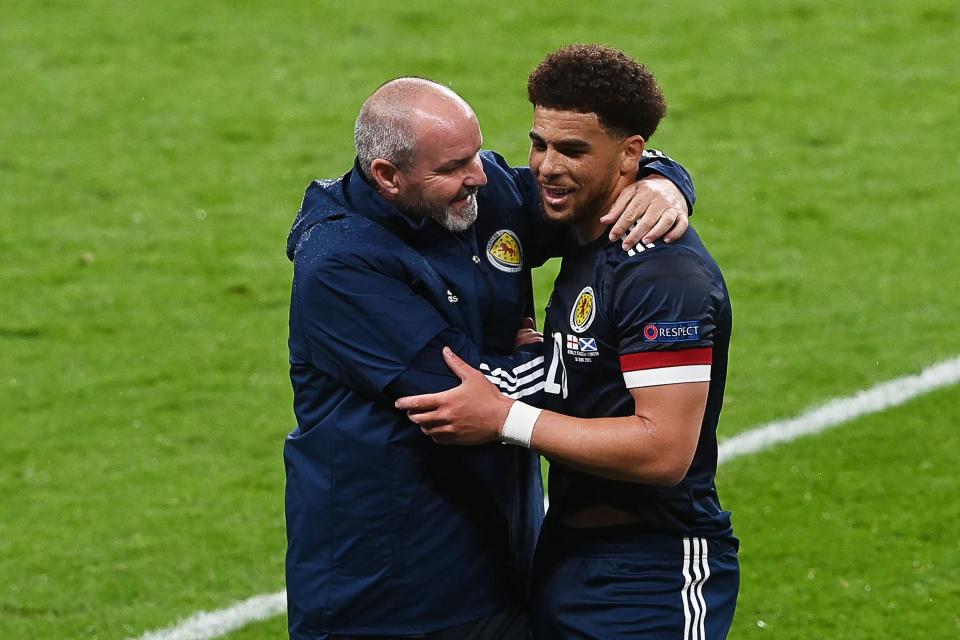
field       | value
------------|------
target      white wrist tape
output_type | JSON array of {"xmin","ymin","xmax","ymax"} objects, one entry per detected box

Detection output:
[{"xmin": 500, "ymin": 401, "xmax": 542, "ymax": 448}]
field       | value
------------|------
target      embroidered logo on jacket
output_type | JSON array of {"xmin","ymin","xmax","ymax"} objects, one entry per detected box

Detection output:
[
  {"xmin": 486, "ymin": 229, "xmax": 523, "ymax": 273},
  {"xmin": 570, "ymin": 287, "xmax": 596, "ymax": 333}
]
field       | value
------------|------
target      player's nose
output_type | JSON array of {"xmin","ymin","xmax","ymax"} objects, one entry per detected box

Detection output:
[{"xmin": 538, "ymin": 148, "xmax": 565, "ymax": 178}]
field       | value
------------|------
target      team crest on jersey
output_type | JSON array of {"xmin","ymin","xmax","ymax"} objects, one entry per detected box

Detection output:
[
  {"xmin": 570, "ymin": 286, "xmax": 596, "ymax": 334},
  {"xmin": 486, "ymin": 230, "xmax": 523, "ymax": 273}
]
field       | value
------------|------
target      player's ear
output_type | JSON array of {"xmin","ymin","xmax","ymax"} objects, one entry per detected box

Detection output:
[
  {"xmin": 619, "ymin": 135, "xmax": 646, "ymax": 175},
  {"xmin": 370, "ymin": 158, "xmax": 402, "ymax": 196}
]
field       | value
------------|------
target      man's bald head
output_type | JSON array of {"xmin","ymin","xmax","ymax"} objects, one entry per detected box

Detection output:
[
  {"xmin": 353, "ymin": 77, "xmax": 487, "ymax": 232},
  {"xmin": 354, "ymin": 77, "xmax": 478, "ymax": 181}
]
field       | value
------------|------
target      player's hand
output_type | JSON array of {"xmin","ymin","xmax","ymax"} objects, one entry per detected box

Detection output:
[
  {"xmin": 600, "ymin": 174, "xmax": 689, "ymax": 251},
  {"xmin": 514, "ymin": 317, "xmax": 543, "ymax": 349},
  {"xmin": 395, "ymin": 347, "xmax": 512, "ymax": 446}
]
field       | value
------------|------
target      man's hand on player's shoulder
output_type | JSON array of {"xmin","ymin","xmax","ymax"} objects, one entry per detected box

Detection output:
[{"xmin": 601, "ymin": 174, "xmax": 689, "ymax": 250}]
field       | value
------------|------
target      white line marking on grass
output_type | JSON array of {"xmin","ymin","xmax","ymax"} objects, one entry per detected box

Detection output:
[
  {"xmin": 718, "ymin": 354, "xmax": 960, "ymax": 464},
  {"xmin": 129, "ymin": 591, "xmax": 285, "ymax": 640},
  {"xmin": 132, "ymin": 354, "xmax": 960, "ymax": 640}
]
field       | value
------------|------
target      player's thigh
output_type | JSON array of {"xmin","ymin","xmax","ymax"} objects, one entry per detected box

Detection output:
[{"xmin": 532, "ymin": 539, "xmax": 738, "ymax": 640}]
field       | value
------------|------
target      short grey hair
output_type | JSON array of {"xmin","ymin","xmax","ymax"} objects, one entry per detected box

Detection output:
[{"xmin": 354, "ymin": 101, "xmax": 417, "ymax": 181}]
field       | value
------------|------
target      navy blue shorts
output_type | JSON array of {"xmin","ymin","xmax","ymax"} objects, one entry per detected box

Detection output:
[
  {"xmin": 327, "ymin": 606, "xmax": 529, "ymax": 640},
  {"xmin": 532, "ymin": 525, "xmax": 739, "ymax": 639}
]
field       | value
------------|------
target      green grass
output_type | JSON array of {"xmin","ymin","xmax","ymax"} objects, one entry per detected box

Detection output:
[
  {"xmin": 1, "ymin": 1, "xmax": 958, "ymax": 638},
  {"xmin": 724, "ymin": 386, "xmax": 960, "ymax": 638}
]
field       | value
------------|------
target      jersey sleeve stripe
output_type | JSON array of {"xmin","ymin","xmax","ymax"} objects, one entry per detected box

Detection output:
[
  {"xmin": 482, "ymin": 367, "xmax": 544, "ymax": 392},
  {"xmin": 623, "ymin": 364, "xmax": 711, "ymax": 388},
  {"xmin": 620, "ymin": 347, "xmax": 712, "ymax": 372},
  {"xmin": 479, "ymin": 356, "xmax": 546, "ymax": 395},
  {"xmin": 480, "ymin": 356, "xmax": 545, "ymax": 382},
  {"xmin": 503, "ymin": 381, "xmax": 545, "ymax": 400}
]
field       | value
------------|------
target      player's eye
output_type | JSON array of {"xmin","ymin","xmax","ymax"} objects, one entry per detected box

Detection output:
[{"xmin": 557, "ymin": 146, "xmax": 586, "ymax": 158}]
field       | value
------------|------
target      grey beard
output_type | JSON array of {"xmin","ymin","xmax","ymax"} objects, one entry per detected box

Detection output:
[
  {"xmin": 398, "ymin": 191, "xmax": 479, "ymax": 233},
  {"xmin": 433, "ymin": 195, "xmax": 478, "ymax": 232}
]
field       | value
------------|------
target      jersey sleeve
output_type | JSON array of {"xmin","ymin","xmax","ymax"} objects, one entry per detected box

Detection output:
[
  {"xmin": 298, "ymin": 254, "xmax": 545, "ymax": 402},
  {"xmin": 610, "ymin": 249, "xmax": 720, "ymax": 389}
]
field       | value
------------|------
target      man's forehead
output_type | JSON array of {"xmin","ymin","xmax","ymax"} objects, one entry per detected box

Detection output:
[
  {"xmin": 531, "ymin": 106, "xmax": 605, "ymax": 137},
  {"xmin": 411, "ymin": 115, "xmax": 482, "ymax": 167}
]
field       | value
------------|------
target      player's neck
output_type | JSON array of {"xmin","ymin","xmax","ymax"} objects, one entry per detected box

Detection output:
[
  {"xmin": 572, "ymin": 217, "xmax": 607, "ymax": 246},
  {"xmin": 571, "ymin": 179, "xmax": 631, "ymax": 245}
]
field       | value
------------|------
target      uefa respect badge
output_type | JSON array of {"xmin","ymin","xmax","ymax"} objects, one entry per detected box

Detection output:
[{"xmin": 642, "ymin": 321, "xmax": 700, "ymax": 342}]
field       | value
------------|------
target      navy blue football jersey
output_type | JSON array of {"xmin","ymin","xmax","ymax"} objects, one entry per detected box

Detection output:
[{"xmin": 541, "ymin": 226, "xmax": 734, "ymax": 540}]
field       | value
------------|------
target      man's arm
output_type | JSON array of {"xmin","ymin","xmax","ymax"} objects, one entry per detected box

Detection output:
[
  {"xmin": 483, "ymin": 150, "xmax": 695, "ymax": 264},
  {"xmin": 297, "ymin": 248, "xmax": 544, "ymax": 402},
  {"xmin": 385, "ymin": 327, "xmax": 544, "ymax": 402},
  {"xmin": 397, "ymin": 348, "xmax": 705, "ymax": 485}
]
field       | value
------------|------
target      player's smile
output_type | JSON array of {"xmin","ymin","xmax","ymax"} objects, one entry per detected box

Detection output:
[{"xmin": 540, "ymin": 183, "xmax": 576, "ymax": 210}]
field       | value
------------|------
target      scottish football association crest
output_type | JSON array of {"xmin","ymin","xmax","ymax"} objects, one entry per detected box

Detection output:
[
  {"xmin": 486, "ymin": 230, "xmax": 523, "ymax": 273},
  {"xmin": 570, "ymin": 286, "xmax": 596, "ymax": 333}
]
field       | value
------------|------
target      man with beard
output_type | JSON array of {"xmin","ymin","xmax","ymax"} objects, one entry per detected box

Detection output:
[{"xmin": 285, "ymin": 76, "xmax": 696, "ymax": 640}]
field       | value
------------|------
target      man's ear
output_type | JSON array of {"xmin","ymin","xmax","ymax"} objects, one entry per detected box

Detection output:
[
  {"xmin": 620, "ymin": 135, "xmax": 646, "ymax": 175},
  {"xmin": 370, "ymin": 158, "xmax": 402, "ymax": 196}
]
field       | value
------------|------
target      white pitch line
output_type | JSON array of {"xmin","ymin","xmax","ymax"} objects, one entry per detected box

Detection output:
[
  {"xmin": 130, "ymin": 591, "xmax": 285, "ymax": 640},
  {"xmin": 131, "ymin": 354, "xmax": 960, "ymax": 640},
  {"xmin": 718, "ymin": 354, "xmax": 960, "ymax": 464}
]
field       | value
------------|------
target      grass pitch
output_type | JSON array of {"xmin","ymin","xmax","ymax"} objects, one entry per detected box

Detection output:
[{"xmin": 1, "ymin": 1, "xmax": 958, "ymax": 638}]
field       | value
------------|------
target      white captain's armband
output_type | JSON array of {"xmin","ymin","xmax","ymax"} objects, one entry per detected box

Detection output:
[
  {"xmin": 620, "ymin": 348, "xmax": 712, "ymax": 388},
  {"xmin": 500, "ymin": 401, "xmax": 542, "ymax": 448}
]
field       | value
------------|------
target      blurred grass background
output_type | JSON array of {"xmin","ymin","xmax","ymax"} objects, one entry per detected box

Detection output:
[{"xmin": 1, "ymin": 1, "xmax": 958, "ymax": 637}]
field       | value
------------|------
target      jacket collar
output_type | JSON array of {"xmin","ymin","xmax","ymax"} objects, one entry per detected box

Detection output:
[{"xmin": 344, "ymin": 158, "xmax": 452, "ymax": 244}]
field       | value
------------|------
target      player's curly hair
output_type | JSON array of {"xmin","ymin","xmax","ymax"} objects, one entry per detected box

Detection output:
[{"xmin": 527, "ymin": 44, "xmax": 666, "ymax": 140}]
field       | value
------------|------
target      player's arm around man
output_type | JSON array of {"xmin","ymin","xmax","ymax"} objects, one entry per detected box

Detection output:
[{"xmin": 396, "ymin": 346, "xmax": 705, "ymax": 484}]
